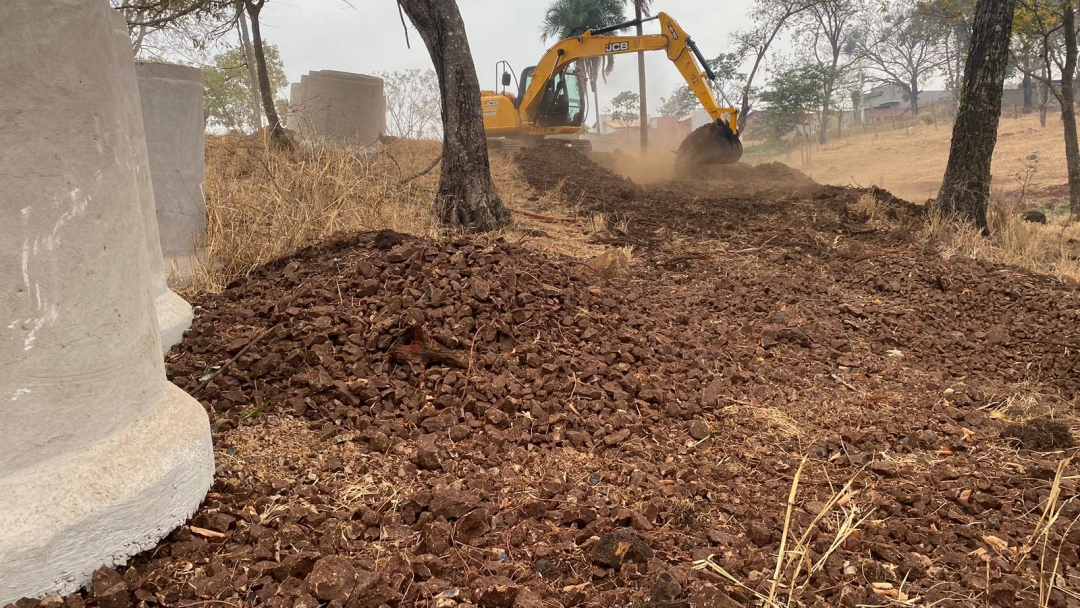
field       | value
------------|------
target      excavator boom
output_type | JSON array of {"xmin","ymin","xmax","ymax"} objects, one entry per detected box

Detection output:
[
  {"xmin": 482, "ymin": 12, "xmax": 742, "ymax": 167},
  {"xmin": 520, "ymin": 13, "xmax": 738, "ymax": 136}
]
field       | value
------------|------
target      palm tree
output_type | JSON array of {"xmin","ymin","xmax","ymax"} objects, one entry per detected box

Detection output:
[
  {"xmin": 541, "ymin": 0, "xmax": 627, "ymax": 132},
  {"xmin": 625, "ymin": 0, "xmax": 652, "ymax": 150}
]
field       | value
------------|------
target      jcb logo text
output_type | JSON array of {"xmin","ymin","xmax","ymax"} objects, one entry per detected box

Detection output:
[{"xmin": 605, "ymin": 42, "xmax": 630, "ymax": 52}]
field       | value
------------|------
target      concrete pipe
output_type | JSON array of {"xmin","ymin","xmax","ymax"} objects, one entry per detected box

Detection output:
[
  {"xmin": 287, "ymin": 82, "xmax": 304, "ymax": 130},
  {"xmin": 135, "ymin": 62, "xmax": 207, "ymax": 286},
  {"xmin": 0, "ymin": 1, "xmax": 214, "ymax": 603},
  {"xmin": 109, "ymin": 15, "xmax": 194, "ymax": 353},
  {"xmin": 294, "ymin": 70, "xmax": 385, "ymax": 147}
]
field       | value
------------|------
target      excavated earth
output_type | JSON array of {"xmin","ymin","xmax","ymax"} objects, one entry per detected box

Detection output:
[{"xmin": 12, "ymin": 147, "xmax": 1080, "ymax": 608}]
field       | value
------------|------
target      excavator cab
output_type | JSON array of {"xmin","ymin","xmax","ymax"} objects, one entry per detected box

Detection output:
[{"xmin": 519, "ymin": 65, "xmax": 586, "ymax": 128}]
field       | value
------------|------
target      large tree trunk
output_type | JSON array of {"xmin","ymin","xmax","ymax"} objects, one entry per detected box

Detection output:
[
  {"xmin": 397, "ymin": 0, "xmax": 512, "ymax": 231},
  {"xmin": 635, "ymin": 2, "xmax": 648, "ymax": 152},
  {"xmin": 1060, "ymin": 4, "xmax": 1080, "ymax": 215},
  {"xmin": 936, "ymin": 0, "xmax": 1017, "ymax": 232},
  {"xmin": 244, "ymin": 0, "xmax": 288, "ymax": 148}
]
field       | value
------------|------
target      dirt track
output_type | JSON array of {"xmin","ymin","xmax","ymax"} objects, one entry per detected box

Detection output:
[{"xmin": 17, "ymin": 148, "xmax": 1080, "ymax": 608}]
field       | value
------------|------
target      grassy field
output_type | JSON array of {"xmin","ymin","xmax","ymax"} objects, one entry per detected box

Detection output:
[{"xmin": 756, "ymin": 113, "xmax": 1070, "ymax": 209}]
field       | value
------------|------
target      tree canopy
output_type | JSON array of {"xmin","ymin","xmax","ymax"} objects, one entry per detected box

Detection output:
[
  {"xmin": 759, "ymin": 63, "xmax": 829, "ymax": 139},
  {"xmin": 203, "ymin": 42, "xmax": 287, "ymax": 133}
]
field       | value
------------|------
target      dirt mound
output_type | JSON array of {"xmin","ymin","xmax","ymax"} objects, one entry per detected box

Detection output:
[
  {"xmin": 514, "ymin": 143, "xmax": 639, "ymax": 204},
  {"xmin": 25, "ymin": 207, "xmax": 1080, "ymax": 608}
]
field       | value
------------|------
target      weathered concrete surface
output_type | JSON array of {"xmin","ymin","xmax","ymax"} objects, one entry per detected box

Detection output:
[
  {"xmin": 0, "ymin": 1, "xmax": 214, "ymax": 603},
  {"xmin": 109, "ymin": 16, "xmax": 194, "ymax": 350},
  {"xmin": 286, "ymin": 82, "xmax": 304, "ymax": 129},
  {"xmin": 136, "ymin": 62, "xmax": 207, "ymax": 284},
  {"xmin": 289, "ymin": 70, "xmax": 385, "ymax": 147}
]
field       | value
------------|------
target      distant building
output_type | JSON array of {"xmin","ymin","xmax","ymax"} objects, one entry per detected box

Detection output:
[
  {"xmin": 860, "ymin": 83, "xmax": 950, "ymax": 122},
  {"xmin": 1001, "ymin": 81, "xmax": 1062, "ymax": 111}
]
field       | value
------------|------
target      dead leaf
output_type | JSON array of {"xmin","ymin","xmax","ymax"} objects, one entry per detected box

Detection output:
[
  {"xmin": 190, "ymin": 526, "xmax": 226, "ymax": 539},
  {"xmin": 982, "ymin": 535, "xmax": 1010, "ymax": 553},
  {"xmin": 968, "ymin": 547, "xmax": 991, "ymax": 562},
  {"xmin": 871, "ymin": 582, "xmax": 898, "ymax": 599},
  {"xmin": 837, "ymin": 490, "xmax": 860, "ymax": 507},
  {"xmin": 959, "ymin": 489, "xmax": 972, "ymax": 502}
]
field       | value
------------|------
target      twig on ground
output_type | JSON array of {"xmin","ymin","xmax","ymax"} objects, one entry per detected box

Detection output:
[
  {"xmin": 396, "ymin": 154, "xmax": 442, "ymax": 187},
  {"xmin": 196, "ymin": 322, "xmax": 282, "ymax": 395}
]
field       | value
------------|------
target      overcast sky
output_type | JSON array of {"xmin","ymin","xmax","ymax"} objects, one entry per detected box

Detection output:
[{"xmin": 258, "ymin": 0, "xmax": 756, "ymax": 117}]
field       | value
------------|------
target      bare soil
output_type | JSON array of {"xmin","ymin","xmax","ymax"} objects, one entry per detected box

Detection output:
[{"xmin": 11, "ymin": 147, "xmax": 1080, "ymax": 608}]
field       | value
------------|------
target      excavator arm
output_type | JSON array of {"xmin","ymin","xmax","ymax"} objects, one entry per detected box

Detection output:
[{"xmin": 518, "ymin": 12, "xmax": 739, "ymax": 136}]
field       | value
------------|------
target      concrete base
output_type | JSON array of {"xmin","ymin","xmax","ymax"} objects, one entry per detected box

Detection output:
[
  {"xmin": 0, "ymin": 384, "xmax": 214, "ymax": 603},
  {"xmin": 165, "ymin": 251, "xmax": 205, "ymax": 287},
  {"xmin": 156, "ymin": 289, "xmax": 194, "ymax": 353}
]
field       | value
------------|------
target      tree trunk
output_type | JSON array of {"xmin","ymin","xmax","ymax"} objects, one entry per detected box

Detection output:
[
  {"xmin": 244, "ymin": 1, "xmax": 288, "ymax": 147},
  {"xmin": 1040, "ymin": 59, "xmax": 1050, "ymax": 127},
  {"xmin": 635, "ymin": 2, "xmax": 648, "ymax": 152},
  {"xmin": 1060, "ymin": 4, "xmax": 1080, "ymax": 215},
  {"xmin": 819, "ymin": 98, "xmax": 830, "ymax": 144},
  {"xmin": 909, "ymin": 77, "xmax": 920, "ymax": 117},
  {"xmin": 592, "ymin": 76, "xmax": 602, "ymax": 132},
  {"xmin": 936, "ymin": 0, "xmax": 1017, "ymax": 232},
  {"xmin": 397, "ymin": 0, "xmax": 512, "ymax": 231},
  {"xmin": 238, "ymin": 8, "xmax": 262, "ymax": 132},
  {"xmin": 1022, "ymin": 69, "xmax": 1033, "ymax": 112}
]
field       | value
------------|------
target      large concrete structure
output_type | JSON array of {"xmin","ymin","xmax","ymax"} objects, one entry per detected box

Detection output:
[
  {"xmin": 0, "ymin": 1, "xmax": 214, "ymax": 603},
  {"xmin": 288, "ymin": 70, "xmax": 385, "ymax": 147},
  {"xmin": 108, "ymin": 18, "xmax": 194, "ymax": 352},
  {"xmin": 135, "ymin": 62, "xmax": 207, "ymax": 284}
]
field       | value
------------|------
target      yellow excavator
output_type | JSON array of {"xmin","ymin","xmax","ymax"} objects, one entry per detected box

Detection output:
[{"xmin": 479, "ymin": 12, "xmax": 742, "ymax": 166}]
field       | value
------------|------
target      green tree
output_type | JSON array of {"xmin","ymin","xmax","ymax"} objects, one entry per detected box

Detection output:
[
  {"xmin": 203, "ymin": 42, "xmax": 288, "ymax": 133},
  {"xmin": 111, "ymin": 0, "xmax": 236, "ymax": 55},
  {"xmin": 609, "ymin": 90, "xmax": 640, "ymax": 122},
  {"xmin": 541, "ymin": 0, "xmax": 628, "ymax": 131},
  {"xmin": 856, "ymin": 0, "xmax": 946, "ymax": 117},
  {"xmin": 732, "ymin": 0, "xmax": 820, "ymax": 130},
  {"xmin": 113, "ymin": 0, "xmax": 290, "ymax": 147},
  {"xmin": 759, "ymin": 63, "xmax": 828, "ymax": 140},
  {"xmin": 659, "ymin": 53, "xmax": 745, "ymax": 117},
  {"xmin": 1012, "ymin": 0, "xmax": 1080, "ymax": 214},
  {"xmin": 796, "ymin": 0, "xmax": 863, "ymax": 142}
]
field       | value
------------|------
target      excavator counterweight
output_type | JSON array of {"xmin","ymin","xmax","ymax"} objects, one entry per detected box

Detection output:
[{"xmin": 480, "ymin": 12, "xmax": 742, "ymax": 169}]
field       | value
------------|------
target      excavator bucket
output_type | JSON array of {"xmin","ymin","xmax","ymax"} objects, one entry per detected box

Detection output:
[{"xmin": 674, "ymin": 120, "xmax": 743, "ymax": 177}]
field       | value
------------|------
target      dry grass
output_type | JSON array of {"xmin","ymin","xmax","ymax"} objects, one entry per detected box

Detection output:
[
  {"xmin": 921, "ymin": 194, "xmax": 1080, "ymax": 284},
  {"xmin": 760, "ymin": 113, "xmax": 1070, "ymax": 204},
  {"xmin": 191, "ymin": 134, "xmax": 441, "ymax": 293},
  {"xmin": 694, "ymin": 461, "xmax": 874, "ymax": 607},
  {"xmin": 187, "ymin": 133, "xmax": 611, "ymax": 294}
]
